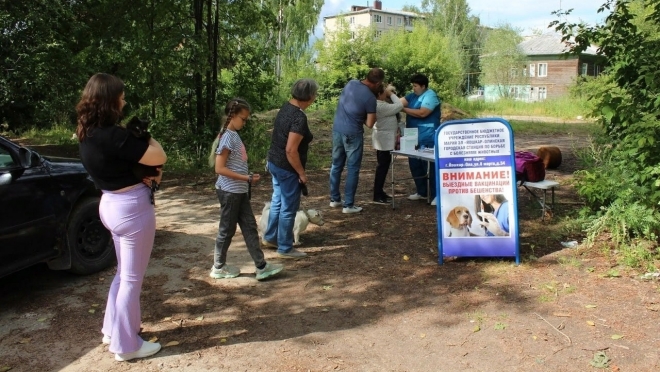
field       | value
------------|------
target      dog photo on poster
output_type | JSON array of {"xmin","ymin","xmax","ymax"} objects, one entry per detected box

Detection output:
[{"xmin": 434, "ymin": 119, "xmax": 520, "ymax": 263}]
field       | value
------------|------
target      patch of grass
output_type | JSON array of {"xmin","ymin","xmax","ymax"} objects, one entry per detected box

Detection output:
[
  {"xmin": 557, "ymin": 256, "xmax": 582, "ymax": 268},
  {"xmin": 493, "ymin": 322, "xmax": 507, "ymax": 330},
  {"xmin": 17, "ymin": 123, "xmax": 77, "ymax": 145},
  {"xmin": 602, "ymin": 269, "xmax": 621, "ymax": 278},
  {"xmin": 538, "ymin": 294, "xmax": 554, "ymax": 303},
  {"xmin": 467, "ymin": 310, "xmax": 487, "ymax": 324},
  {"xmin": 509, "ymin": 120, "xmax": 600, "ymax": 137},
  {"xmin": 454, "ymin": 96, "xmax": 592, "ymax": 120}
]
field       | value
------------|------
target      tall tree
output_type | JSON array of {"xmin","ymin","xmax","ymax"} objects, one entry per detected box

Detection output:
[
  {"xmin": 262, "ymin": 0, "xmax": 324, "ymax": 80},
  {"xmin": 479, "ymin": 24, "xmax": 527, "ymax": 99},
  {"xmin": 420, "ymin": 0, "xmax": 485, "ymax": 93}
]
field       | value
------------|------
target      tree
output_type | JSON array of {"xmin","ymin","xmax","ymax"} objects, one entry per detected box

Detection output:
[
  {"xmin": 479, "ymin": 24, "xmax": 528, "ymax": 99},
  {"xmin": 313, "ymin": 22, "xmax": 463, "ymax": 105},
  {"xmin": 420, "ymin": 0, "xmax": 486, "ymax": 93},
  {"xmin": 552, "ymin": 0, "xmax": 660, "ymax": 242}
]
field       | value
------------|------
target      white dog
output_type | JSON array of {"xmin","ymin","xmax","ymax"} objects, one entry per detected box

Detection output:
[{"xmin": 258, "ymin": 202, "xmax": 324, "ymax": 246}]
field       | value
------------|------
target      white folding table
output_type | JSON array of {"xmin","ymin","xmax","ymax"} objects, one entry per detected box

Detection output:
[{"xmin": 389, "ymin": 148, "xmax": 436, "ymax": 209}]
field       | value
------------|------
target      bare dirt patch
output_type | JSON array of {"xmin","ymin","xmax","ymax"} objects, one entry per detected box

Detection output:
[{"xmin": 1, "ymin": 123, "xmax": 660, "ymax": 371}]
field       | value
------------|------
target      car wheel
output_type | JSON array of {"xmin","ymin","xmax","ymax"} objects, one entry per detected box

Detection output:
[{"xmin": 67, "ymin": 197, "xmax": 116, "ymax": 275}]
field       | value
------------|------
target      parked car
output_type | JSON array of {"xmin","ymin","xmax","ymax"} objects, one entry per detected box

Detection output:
[{"xmin": 0, "ymin": 135, "xmax": 115, "ymax": 278}]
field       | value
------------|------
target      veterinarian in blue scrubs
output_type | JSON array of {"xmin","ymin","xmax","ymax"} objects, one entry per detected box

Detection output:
[
  {"xmin": 477, "ymin": 194, "xmax": 510, "ymax": 236},
  {"xmin": 400, "ymin": 73, "xmax": 441, "ymax": 206},
  {"xmin": 264, "ymin": 79, "xmax": 317, "ymax": 259}
]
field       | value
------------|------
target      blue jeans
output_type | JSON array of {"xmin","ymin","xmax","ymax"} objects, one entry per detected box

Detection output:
[
  {"xmin": 265, "ymin": 161, "xmax": 301, "ymax": 253},
  {"xmin": 329, "ymin": 130, "xmax": 364, "ymax": 207}
]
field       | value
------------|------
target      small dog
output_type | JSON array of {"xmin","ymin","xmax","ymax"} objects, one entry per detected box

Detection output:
[
  {"xmin": 126, "ymin": 116, "xmax": 162, "ymax": 204},
  {"xmin": 258, "ymin": 202, "xmax": 325, "ymax": 246},
  {"xmin": 446, "ymin": 206, "xmax": 474, "ymax": 237}
]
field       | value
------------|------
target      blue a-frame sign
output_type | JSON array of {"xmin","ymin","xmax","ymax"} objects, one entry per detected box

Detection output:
[{"xmin": 434, "ymin": 118, "xmax": 520, "ymax": 264}]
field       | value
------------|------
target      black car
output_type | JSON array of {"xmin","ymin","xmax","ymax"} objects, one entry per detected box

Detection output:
[{"xmin": 0, "ymin": 135, "xmax": 115, "ymax": 278}]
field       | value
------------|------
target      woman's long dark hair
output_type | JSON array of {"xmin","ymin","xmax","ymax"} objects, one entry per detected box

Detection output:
[{"xmin": 76, "ymin": 73, "xmax": 125, "ymax": 141}]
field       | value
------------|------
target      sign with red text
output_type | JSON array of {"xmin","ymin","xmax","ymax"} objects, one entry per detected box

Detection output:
[{"xmin": 433, "ymin": 118, "xmax": 520, "ymax": 264}]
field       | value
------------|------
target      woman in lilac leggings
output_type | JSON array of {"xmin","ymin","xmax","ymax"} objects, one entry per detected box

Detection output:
[{"xmin": 77, "ymin": 73, "xmax": 167, "ymax": 362}]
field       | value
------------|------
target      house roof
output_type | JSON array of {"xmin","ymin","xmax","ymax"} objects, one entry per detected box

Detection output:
[{"xmin": 518, "ymin": 33, "xmax": 600, "ymax": 56}]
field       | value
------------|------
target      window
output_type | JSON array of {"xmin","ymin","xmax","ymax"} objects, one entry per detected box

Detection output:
[
  {"xmin": 538, "ymin": 63, "xmax": 548, "ymax": 77},
  {"xmin": 0, "ymin": 146, "xmax": 16, "ymax": 168},
  {"xmin": 538, "ymin": 86, "xmax": 547, "ymax": 100},
  {"xmin": 510, "ymin": 68, "xmax": 518, "ymax": 78},
  {"xmin": 350, "ymin": 32, "xmax": 355, "ymax": 40},
  {"xmin": 387, "ymin": 16, "xmax": 392, "ymax": 25},
  {"xmin": 405, "ymin": 17, "xmax": 413, "ymax": 26},
  {"xmin": 373, "ymin": 14, "xmax": 382, "ymax": 23},
  {"xmin": 529, "ymin": 63, "xmax": 535, "ymax": 77},
  {"xmin": 375, "ymin": 30, "xmax": 382, "ymax": 38},
  {"xmin": 509, "ymin": 86, "xmax": 520, "ymax": 98},
  {"xmin": 581, "ymin": 63, "xmax": 588, "ymax": 76},
  {"xmin": 595, "ymin": 65, "xmax": 601, "ymax": 75},
  {"xmin": 397, "ymin": 17, "xmax": 402, "ymax": 25},
  {"xmin": 349, "ymin": 16, "xmax": 354, "ymax": 24}
]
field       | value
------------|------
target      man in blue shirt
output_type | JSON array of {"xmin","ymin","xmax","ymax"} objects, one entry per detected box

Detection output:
[
  {"xmin": 401, "ymin": 73, "xmax": 441, "ymax": 206},
  {"xmin": 329, "ymin": 68, "xmax": 385, "ymax": 214}
]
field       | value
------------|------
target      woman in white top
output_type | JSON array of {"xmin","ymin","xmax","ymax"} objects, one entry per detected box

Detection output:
[{"xmin": 372, "ymin": 84, "xmax": 403, "ymax": 203}]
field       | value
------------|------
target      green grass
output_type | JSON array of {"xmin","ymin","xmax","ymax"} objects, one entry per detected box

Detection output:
[
  {"xmin": 5, "ymin": 123, "xmax": 77, "ymax": 145},
  {"xmin": 455, "ymin": 95, "xmax": 593, "ymax": 121}
]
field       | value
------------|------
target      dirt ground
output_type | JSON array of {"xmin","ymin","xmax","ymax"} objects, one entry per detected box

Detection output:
[{"xmin": 2, "ymin": 121, "xmax": 660, "ymax": 372}]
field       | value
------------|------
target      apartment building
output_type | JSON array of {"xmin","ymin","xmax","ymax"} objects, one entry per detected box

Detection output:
[{"xmin": 323, "ymin": 0, "xmax": 420, "ymax": 39}]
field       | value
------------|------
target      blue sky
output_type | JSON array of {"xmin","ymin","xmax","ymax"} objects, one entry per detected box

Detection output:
[{"xmin": 314, "ymin": 0, "xmax": 610, "ymax": 37}]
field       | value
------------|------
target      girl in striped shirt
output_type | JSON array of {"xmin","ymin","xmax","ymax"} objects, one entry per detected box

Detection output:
[{"xmin": 211, "ymin": 98, "xmax": 283, "ymax": 281}]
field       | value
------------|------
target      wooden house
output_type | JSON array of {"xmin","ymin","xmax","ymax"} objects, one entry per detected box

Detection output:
[{"xmin": 483, "ymin": 33, "xmax": 606, "ymax": 102}]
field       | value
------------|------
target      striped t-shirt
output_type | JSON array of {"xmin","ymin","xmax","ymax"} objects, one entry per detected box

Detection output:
[{"xmin": 214, "ymin": 130, "xmax": 249, "ymax": 193}]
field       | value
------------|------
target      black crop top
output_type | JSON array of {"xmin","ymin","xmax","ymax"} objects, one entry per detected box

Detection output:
[{"xmin": 79, "ymin": 125, "xmax": 149, "ymax": 191}]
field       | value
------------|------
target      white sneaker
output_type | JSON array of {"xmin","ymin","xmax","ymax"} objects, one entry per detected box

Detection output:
[
  {"xmin": 115, "ymin": 340, "xmax": 161, "ymax": 361},
  {"xmin": 102, "ymin": 335, "xmax": 111, "ymax": 345},
  {"xmin": 431, "ymin": 197, "xmax": 437, "ymax": 206},
  {"xmin": 329, "ymin": 199, "xmax": 342, "ymax": 208},
  {"xmin": 342, "ymin": 206, "xmax": 363, "ymax": 214},
  {"xmin": 408, "ymin": 193, "xmax": 425, "ymax": 201},
  {"xmin": 256, "ymin": 262, "xmax": 284, "ymax": 280}
]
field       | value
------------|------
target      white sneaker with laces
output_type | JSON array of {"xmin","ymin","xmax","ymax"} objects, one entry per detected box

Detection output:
[
  {"xmin": 342, "ymin": 205, "xmax": 363, "ymax": 214},
  {"xmin": 256, "ymin": 262, "xmax": 284, "ymax": 280},
  {"xmin": 102, "ymin": 335, "xmax": 111, "ymax": 345},
  {"xmin": 329, "ymin": 200, "xmax": 342, "ymax": 208},
  {"xmin": 431, "ymin": 197, "xmax": 437, "ymax": 206},
  {"xmin": 408, "ymin": 193, "xmax": 424, "ymax": 201},
  {"xmin": 115, "ymin": 340, "xmax": 161, "ymax": 362}
]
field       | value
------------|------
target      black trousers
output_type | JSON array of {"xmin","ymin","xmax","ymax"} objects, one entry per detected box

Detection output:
[{"xmin": 374, "ymin": 150, "xmax": 392, "ymax": 199}]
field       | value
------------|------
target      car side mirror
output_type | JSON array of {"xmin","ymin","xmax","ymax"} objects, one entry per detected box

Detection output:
[
  {"xmin": 0, "ymin": 173, "xmax": 11, "ymax": 185},
  {"xmin": 18, "ymin": 147, "xmax": 40, "ymax": 168}
]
